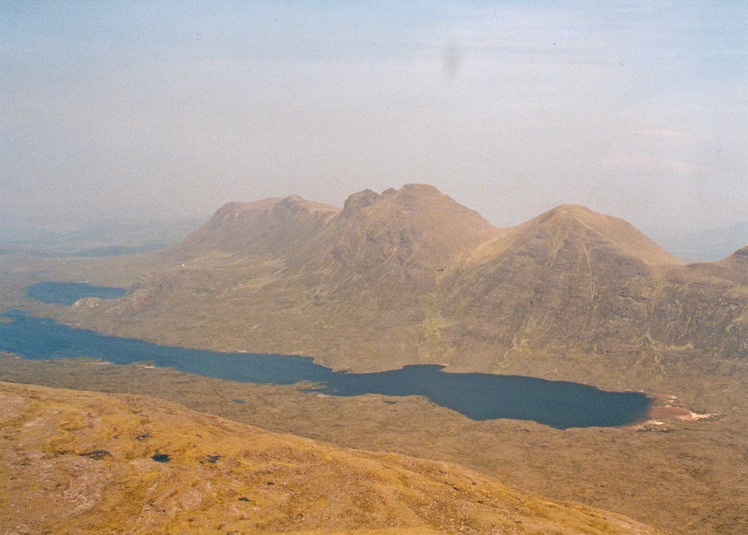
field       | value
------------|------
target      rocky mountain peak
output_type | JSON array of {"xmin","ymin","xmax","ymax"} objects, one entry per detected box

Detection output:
[
  {"xmin": 332, "ymin": 185, "xmax": 499, "ymax": 265},
  {"xmin": 525, "ymin": 204, "xmax": 683, "ymax": 267},
  {"xmin": 341, "ymin": 189, "xmax": 379, "ymax": 216}
]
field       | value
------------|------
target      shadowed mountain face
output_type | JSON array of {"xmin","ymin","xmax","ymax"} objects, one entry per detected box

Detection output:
[{"xmin": 60, "ymin": 184, "xmax": 747, "ymax": 375}]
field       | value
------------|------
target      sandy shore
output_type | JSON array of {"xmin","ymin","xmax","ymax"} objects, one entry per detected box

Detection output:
[{"xmin": 625, "ymin": 393, "xmax": 717, "ymax": 429}]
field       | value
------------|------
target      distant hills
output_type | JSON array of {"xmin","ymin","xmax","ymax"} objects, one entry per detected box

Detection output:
[
  {"xmin": 0, "ymin": 217, "xmax": 203, "ymax": 257},
  {"xmin": 62, "ymin": 184, "xmax": 747, "ymax": 380},
  {"xmin": 657, "ymin": 221, "xmax": 748, "ymax": 261}
]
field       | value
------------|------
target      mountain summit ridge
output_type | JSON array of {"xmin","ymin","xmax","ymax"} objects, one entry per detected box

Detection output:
[{"xmin": 62, "ymin": 184, "xmax": 747, "ymax": 376}]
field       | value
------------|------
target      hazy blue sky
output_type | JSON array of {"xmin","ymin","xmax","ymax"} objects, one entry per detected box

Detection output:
[{"xmin": 2, "ymin": 1, "xmax": 746, "ymax": 238}]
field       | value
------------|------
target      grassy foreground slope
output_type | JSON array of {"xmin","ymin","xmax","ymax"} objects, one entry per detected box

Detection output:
[{"xmin": 0, "ymin": 381, "xmax": 658, "ymax": 534}]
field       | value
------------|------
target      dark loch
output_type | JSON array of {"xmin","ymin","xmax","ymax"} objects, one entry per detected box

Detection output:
[
  {"xmin": 26, "ymin": 281, "xmax": 127, "ymax": 305},
  {"xmin": 0, "ymin": 308, "xmax": 652, "ymax": 429}
]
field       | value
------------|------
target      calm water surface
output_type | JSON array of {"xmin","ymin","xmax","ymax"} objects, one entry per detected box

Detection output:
[
  {"xmin": 26, "ymin": 281, "xmax": 126, "ymax": 305},
  {"xmin": 4, "ymin": 283, "xmax": 653, "ymax": 429}
]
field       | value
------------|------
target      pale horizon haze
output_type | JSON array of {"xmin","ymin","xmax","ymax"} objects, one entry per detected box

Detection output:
[{"xmin": 2, "ymin": 1, "xmax": 746, "ymax": 242}]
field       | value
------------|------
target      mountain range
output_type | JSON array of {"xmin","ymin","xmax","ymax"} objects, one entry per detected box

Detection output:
[{"xmin": 62, "ymin": 184, "xmax": 747, "ymax": 381}]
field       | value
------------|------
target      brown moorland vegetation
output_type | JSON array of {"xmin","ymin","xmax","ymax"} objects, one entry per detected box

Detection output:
[
  {"xmin": 1, "ymin": 184, "xmax": 745, "ymax": 533},
  {"xmin": 48, "ymin": 184, "xmax": 746, "ymax": 376},
  {"xmin": 0, "ymin": 381, "xmax": 659, "ymax": 534}
]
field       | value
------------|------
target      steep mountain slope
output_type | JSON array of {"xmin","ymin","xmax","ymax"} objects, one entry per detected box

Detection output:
[
  {"xmin": 646, "ymin": 246, "xmax": 748, "ymax": 360},
  {"xmin": 432, "ymin": 204, "xmax": 687, "ymax": 369},
  {"xmin": 58, "ymin": 184, "xmax": 746, "ymax": 375},
  {"xmin": 295, "ymin": 184, "xmax": 504, "ymax": 359},
  {"xmin": 0, "ymin": 382, "xmax": 658, "ymax": 534},
  {"xmin": 170, "ymin": 195, "xmax": 340, "ymax": 262}
]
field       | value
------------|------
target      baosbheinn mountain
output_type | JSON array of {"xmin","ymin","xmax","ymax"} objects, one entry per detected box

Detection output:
[{"xmin": 62, "ymin": 184, "xmax": 747, "ymax": 384}]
